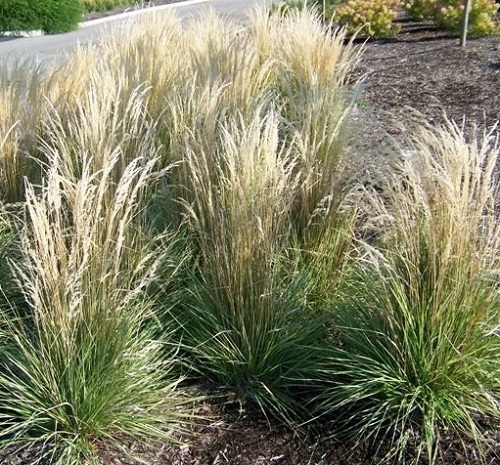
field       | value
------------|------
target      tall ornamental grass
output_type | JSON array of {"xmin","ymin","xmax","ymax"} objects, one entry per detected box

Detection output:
[
  {"xmin": 0, "ymin": 87, "xmax": 189, "ymax": 465},
  {"xmin": 6, "ymin": 7, "xmax": 499, "ymax": 463},
  {"xmin": 162, "ymin": 8, "xmax": 362, "ymax": 423},
  {"xmin": 312, "ymin": 120, "xmax": 500, "ymax": 463},
  {"xmin": 174, "ymin": 112, "xmax": 322, "ymax": 422}
]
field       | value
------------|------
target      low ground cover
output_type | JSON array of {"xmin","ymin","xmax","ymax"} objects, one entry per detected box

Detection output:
[{"xmin": 0, "ymin": 6, "xmax": 499, "ymax": 465}]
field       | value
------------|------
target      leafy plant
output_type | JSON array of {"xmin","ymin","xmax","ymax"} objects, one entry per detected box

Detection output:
[
  {"xmin": 335, "ymin": 0, "xmax": 402, "ymax": 38},
  {"xmin": 0, "ymin": 0, "xmax": 84, "ymax": 34},
  {"xmin": 404, "ymin": 0, "xmax": 499, "ymax": 35},
  {"xmin": 0, "ymin": 0, "xmax": 38, "ymax": 33}
]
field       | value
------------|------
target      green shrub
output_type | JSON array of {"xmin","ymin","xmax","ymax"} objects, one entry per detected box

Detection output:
[
  {"xmin": 0, "ymin": 0, "xmax": 39, "ymax": 32},
  {"xmin": 335, "ymin": 0, "xmax": 402, "ymax": 38},
  {"xmin": 403, "ymin": 0, "xmax": 435, "ymax": 20},
  {"xmin": 82, "ymin": 0, "xmax": 131, "ymax": 13},
  {"xmin": 37, "ymin": 0, "xmax": 84, "ymax": 34},
  {"xmin": 455, "ymin": 0, "xmax": 499, "ymax": 35},
  {"xmin": 405, "ymin": 0, "xmax": 499, "ymax": 35},
  {"xmin": 0, "ymin": 0, "xmax": 83, "ymax": 34}
]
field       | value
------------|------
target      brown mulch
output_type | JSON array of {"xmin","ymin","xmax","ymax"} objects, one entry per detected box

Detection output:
[
  {"xmin": 349, "ymin": 31, "xmax": 500, "ymax": 152},
  {"xmin": 94, "ymin": 406, "xmax": 500, "ymax": 465}
]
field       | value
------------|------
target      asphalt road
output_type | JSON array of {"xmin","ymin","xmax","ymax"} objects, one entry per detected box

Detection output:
[{"xmin": 0, "ymin": 0, "xmax": 276, "ymax": 71}]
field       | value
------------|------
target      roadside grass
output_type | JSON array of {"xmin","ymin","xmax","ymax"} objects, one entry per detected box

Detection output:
[
  {"xmin": 0, "ymin": 6, "xmax": 498, "ymax": 464},
  {"xmin": 82, "ymin": 0, "xmax": 132, "ymax": 12}
]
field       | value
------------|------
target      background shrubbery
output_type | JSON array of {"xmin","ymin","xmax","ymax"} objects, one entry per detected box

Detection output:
[
  {"xmin": 406, "ymin": 0, "xmax": 499, "ymax": 35},
  {"xmin": 82, "ymin": 0, "xmax": 131, "ymax": 12},
  {"xmin": 0, "ymin": 0, "xmax": 39, "ymax": 33},
  {"xmin": 280, "ymin": 0, "xmax": 499, "ymax": 38},
  {"xmin": 0, "ymin": 0, "xmax": 84, "ymax": 34},
  {"xmin": 335, "ymin": 0, "xmax": 401, "ymax": 38},
  {"xmin": 0, "ymin": 0, "xmax": 137, "ymax": 34}
]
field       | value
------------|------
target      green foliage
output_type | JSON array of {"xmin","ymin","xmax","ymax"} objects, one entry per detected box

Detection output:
[
  {"xmin": 38, "ymin": 0, "xmax": 84, "ymax": 33},
  {"xmin": 82, "ymin": 0, "xmax": 131, "ymax": 13},
  {"xmin": 0, "ymin": 0, "xmax": 39, "ymax": 32},
  {"xmin": 335, "ymin": 0, "xmax": 402, "ymax": 38},
  {"xmin": 0, "ymin": 0, "xmax": 83, "ymax": 34},
  {"xmin": 0, "ymin": 205, "xmax": 26, "ymax": 314},
  {"xmin": 178, "ymin": 266, "xmax": 328, "ymax": 423},
  {"xmin": 404, "ymin": 0, "xmax": 500, "ymax": 35}
]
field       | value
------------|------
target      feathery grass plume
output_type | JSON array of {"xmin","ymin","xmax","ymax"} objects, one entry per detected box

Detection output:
[
  {"xmin": 0, "ymin": 64, "xmax": 45, "ymax": 203},
  {"xmin": 175, "ymin": 111, "xmax": 327, "ymax": 422},
  {"xmin": 312, "ymin": 119, "xmax": 500, "ymax": 463},
  {"xmin": 255, "ymin": 6, "xmax": 363, "ymax": 241},
  {"xmin": 42, "ymin": 46, "xmax": 101, "ymax": 113},
  {"xmin": 95, "ymin": 12, "xmax": 184, "ymax": 118},
  {"xmin": 39, "ymin": 76, "xmax": 158, "ymax": 196},
  {"xmin": 160, "ymin": 10, "xmax": 276, "ymax": 170},
  {"xmin": 0, "ymin": 95, "xmax": 189, "ymax": 465},
  {"xmin": 182, "ymin": 11, "xmax": 275, "ymax": 118}
]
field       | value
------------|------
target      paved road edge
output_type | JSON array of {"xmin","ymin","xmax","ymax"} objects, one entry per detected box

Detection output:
[{"xmin": 81, "ymin": 0, "xmax": 211, "ymax": 28}]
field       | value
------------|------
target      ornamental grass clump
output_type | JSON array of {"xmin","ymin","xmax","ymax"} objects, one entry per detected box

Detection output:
[
  {"xmin": 174, "ymin": 112, "xmax": 322, "ymax": 422},
  {"xmin": 0, "ymin": 87, "xmax": 189, "ymax": 465},
  {"xmin": 0, "ymin": 4, "xmax": 364, "ymax": 440},
  {"xmin": 262, "ymin": 8, "xmax": 362, "ymax": 241},
  {"xmin": 164, "ymin": 7, "xmax": 362, "ymax": 423},
  {"xmin": 312, "ymin": 120, "xmax": 500, "ymax": 463}
]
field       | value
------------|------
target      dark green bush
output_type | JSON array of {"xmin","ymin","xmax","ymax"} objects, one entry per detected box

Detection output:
[
  {"xmin": 39, "ymin": 0, "xmax": 84, "ymax": 33},
  {"xmin": 0, "ymin": 0, "xmax": 84, "ymax": 34},
  {"xmin": 0, "ymin": 0, "xmax": 39, "ymax": 32}
]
